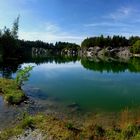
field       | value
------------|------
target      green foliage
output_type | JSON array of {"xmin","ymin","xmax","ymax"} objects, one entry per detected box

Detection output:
[
  {"xmin": 4, "ymin": 91, "xmax": 25, "ymax": 104},
  {"xmin": 0, "ymin": 16, "xmax": 80, "ymax": 60},
  {"xmin": 81, "ymin": 35, "xmax": 140, "ymax": 49},
  {"xmin": 0, "ymin": 78, "xmax": 26, "ymax": 104},
  {"xmin": 130, "ymin": 40, "xmax": 140, "ymax": 54},
  {"xmin": 0, "ymin": 17, "xmax": 20, "ymax": 57},
  {"xmin": 20, "ymin": 115, "xmax": 34, "ymax": 129},
  {"xmin": 0, "ymin": 67, "xmax": 33, "ymax": 104},
  {"xmin": 55, "ymin": 41, "xmax": 80, "ymax": 52},
  {"xmin": 129, "ymin": 36, "xmax": 140, "ymax": 46},
  {"xmin": 15, "ymin": 65, "xmax": 34, "ymax": 87}
]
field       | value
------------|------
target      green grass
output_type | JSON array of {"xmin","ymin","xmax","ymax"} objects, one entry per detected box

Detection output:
[{"xmin": 0, "ymin": 78, "xmax": 26, "ymax": 104}]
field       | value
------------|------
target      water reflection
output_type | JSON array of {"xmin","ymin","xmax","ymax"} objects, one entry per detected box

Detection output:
[
  {"xmin": 81, "ymin": 57, "xmax": 140, "ymax": 73},
  {"xmin": 0, "ymin": 55, "xmax": 140, "ymax": 78},
  {"xmin": 0, "ymin": 55, "xmax": 140, "ymax": 116},
  {"xmin": 0, "ymin": 59, "xmax": 22, "ymax": 78}
]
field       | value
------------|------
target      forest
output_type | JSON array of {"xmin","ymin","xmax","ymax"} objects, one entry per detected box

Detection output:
[
  {"xmin": 0, "ymin": 17, "xmax": 80, "ymax": 59},
  {"xmin": 0, "ymin": 17, "xmax": 140, "ymax": 60},
  {"xmin": 81, "ymin": 35, "xmax": 140, "ymax": 53}
]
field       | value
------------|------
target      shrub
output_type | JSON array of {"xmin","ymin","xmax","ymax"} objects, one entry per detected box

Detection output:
[{"xmin": 130, "ymin": 40, "xmax": 140, "ymax": 54}]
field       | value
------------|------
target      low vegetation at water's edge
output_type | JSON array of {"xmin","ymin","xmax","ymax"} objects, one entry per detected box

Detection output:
[
  {"xmin": 1, "ymin": 113, "xmax": 140, "ymax": 140},
  {"xmin": 0, "ymin": 66, "xmax": 33, "ymax": 104},
  {"xmin": 0, "ymin": 78, "xmax": 26, "ymax": 104}
]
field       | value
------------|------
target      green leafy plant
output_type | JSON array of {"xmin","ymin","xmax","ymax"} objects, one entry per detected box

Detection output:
[{"xmin": 15, "ymin": 65, "xmax": 34, "ymax": 88}]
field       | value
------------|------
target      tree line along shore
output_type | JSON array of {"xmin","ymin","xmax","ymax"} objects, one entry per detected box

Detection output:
[{"xmin": 0, "ymin": 17, "xmax": 140, "ymax": 62}]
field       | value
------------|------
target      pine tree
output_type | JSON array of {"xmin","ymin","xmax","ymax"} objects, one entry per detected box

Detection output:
[{"xmin": 11, "ymin": 15, "xmax": 20, "ymax": 39}]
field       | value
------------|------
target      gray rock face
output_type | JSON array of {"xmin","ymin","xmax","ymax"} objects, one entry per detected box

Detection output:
[
  {"xmin": 116, "ymin": 47, "xmax": 132, "ymax": 60},
  {"xmin": 81, "ymin": 46, "xmax": 132, "ymax": 59}
]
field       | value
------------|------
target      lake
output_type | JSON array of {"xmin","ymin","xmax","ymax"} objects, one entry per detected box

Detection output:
[{"xmin": 0, "ymin": 56, "xmax": 140, "ymax": 128}]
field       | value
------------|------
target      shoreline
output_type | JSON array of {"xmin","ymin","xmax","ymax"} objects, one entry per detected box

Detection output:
[
  {"xmin": 0, "ymin": 67, "xmax": 140, "ymax": 139},
  {"xmin": 1, "ymin": 109, "xmax": 140, "ymax": 140}
]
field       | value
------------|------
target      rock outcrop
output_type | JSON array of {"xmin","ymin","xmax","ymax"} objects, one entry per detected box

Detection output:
[{"xmin": 81, "ymin": 46, "xmax": 133, "ymax": 59}]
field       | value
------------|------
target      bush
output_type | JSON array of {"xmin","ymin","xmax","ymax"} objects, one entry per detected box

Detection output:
[{"xmin": 130, "ymin": 40, "xmax": 140, "ymax": 54}]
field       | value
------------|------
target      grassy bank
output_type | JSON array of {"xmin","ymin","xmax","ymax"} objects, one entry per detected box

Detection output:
[
  {"xmin": 0, "ymin": 78, "xmax": 26, "ymax": 104},
  {"xmin": 1, "ymin": 113, "xmax": 140, "ymax": 140}
]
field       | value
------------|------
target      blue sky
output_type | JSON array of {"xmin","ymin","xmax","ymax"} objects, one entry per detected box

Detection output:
[{"xmin": 0, "ymin": 0, "xmax": 140, "ymax": 44}]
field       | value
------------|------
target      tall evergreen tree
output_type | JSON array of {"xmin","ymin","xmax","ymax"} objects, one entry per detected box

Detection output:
[{"xmin": 11, "ymin": 15, "xmax": 20, "ymax": 39}]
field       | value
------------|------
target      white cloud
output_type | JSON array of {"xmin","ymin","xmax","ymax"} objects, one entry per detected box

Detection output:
[
  {"xmin": 19, "ymin": 22, "xmax": 85, "ymax": 44},
  {"xmin": 43, "ymin": 22, "xmax": 61, "ymax": 33},
  {"xmin": 19, "ymin": 30, "xmax": 84, "ymax": 44},
  {"xmin": 84, "ymin": 22, "xmax": 131, "ymax": 28},
  {"xmin": 35, "ymin": 62, "xmax": 81, "ymax": 70},
  {"xmin": 83, "ymin": 6, "xmax": 140, "ymax": 37},
  {"xmin": 106, "ymin": 6, "xmax": 137, "ymax": 21}
]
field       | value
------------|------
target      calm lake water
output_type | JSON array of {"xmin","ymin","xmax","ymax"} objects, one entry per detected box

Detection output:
[
  {"xmin": 0, "ymin": 56, "xmax": 140, "ymax": 116},
  {"xmin": 9, "ymin": 56, "xmax": 139, "ymax": 113}
]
